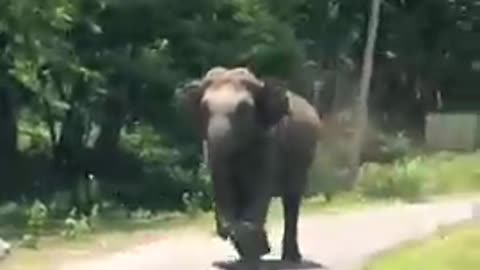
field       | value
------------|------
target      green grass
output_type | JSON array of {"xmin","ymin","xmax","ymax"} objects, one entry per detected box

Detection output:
[
  {"xmin": 422, "ymin": 151, "xmax": 480, "ymax": 193},
  {"xmin": 0, "ymin": 192, "xmax": 386, "ymax": 241},
  {"xmin": 1, "ymin": 150, "xmax": 479, "ymax": 270},
  {"xmin": 0, "ymin": 194, "xmax": 381, "ymax": 270},
  {"xmin": 357, "ymin": 151, "xmax": 480, "ymax": 201},
  {"xmin": 365, "ymin": 223, "xmax": 480, "ymax": 270}
]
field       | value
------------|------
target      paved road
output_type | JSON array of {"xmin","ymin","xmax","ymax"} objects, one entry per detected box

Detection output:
[{"xmin": 59, "ymin": 199, "xmax": 479, "ymax": 270}]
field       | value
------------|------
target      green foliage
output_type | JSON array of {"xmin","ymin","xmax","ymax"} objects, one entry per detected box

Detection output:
[
  {"xmin": 182, "ymin": 192, "xmax": 205, "ymax": 217},
  {"xmin": 418, "ymin": 151, "xmax": 480, "ymax": 194},
  {"xmin": 60, "ymin": 206, "xmax": 98, "ymax": 239},
  {"xmin": 378, "ymin": 132, "xmax": 414, "ymax": 160},
  {"xmin": 26, "ymin": 200, "xmax": 48, "ymax": 235},
  {"xmin": 129, "ymin": 208, "xmax": 153, "ymax": 220},
  {"xmin": 0, "ymin": 0, "xmax": 479, "ymax": 218},
  {"xmin": 121, "ymin": 125, "xmax": 179, "ymax": 164},
  {"xmin": 23, "ymin": 200, "xmax": 49, "ymax": 248},
  {"xmin": 357, "ymin": 158, "xmax": 428, "ymax": 201},
  {"xmin": 357, "ymin": 151, "xmax": 480, "ymax": 201}
]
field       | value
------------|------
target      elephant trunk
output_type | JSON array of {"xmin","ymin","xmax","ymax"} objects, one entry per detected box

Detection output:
[
  {"xmin": 206, "ymin": 116, "xmax": 271, "ymax": 258},
  {"xmin": 206, "ymin": 115, "xmax": 236, "ymax": 238},
  {"xmin": 207, "ymin": 116, "xmax": 234, "ymax": 159}
]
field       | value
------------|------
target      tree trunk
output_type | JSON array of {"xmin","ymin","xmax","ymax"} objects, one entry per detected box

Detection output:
[
  {"xmin": 350, "ymin": 0, "xmax": 382, "ymax": 179},
  {"xmin": 94, "ymin": 96, "xmax": 125, "ymax": 155},
  {"xmin": 42, "ymin": 100, "xmax": 58, "ymax": 149},
  {"xmin": 0, "ymin": 86, "xmax": 18, "ymax": 198},
  {"xmin": 54, "ymin": 105, "xmax": 86, "ymax": 187},
  {"xmin": 0, "ymin": 88, "xmax": 17, "ymax": 157}
]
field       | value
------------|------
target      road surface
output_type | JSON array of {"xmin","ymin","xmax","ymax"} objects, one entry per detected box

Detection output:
[{"xmin": 59, "ymin": 199, "xmax": 479, "ymax": 270}]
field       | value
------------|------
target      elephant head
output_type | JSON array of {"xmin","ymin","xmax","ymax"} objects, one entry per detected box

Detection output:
[{"xmin": 177, "ymin": 66, "xmax": 289, "ymax": 158}]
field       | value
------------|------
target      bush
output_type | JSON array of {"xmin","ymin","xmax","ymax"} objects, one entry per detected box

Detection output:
[
  {"xmin": 357, "ymin": 157, "xmax": 429, "ymax": 201},
  {"xmin": 103, "ymin": 124, "xmax": 213, "ymax": 211},
  {"xmin": 389, "ymin": 158, "xmax": 428, "ymax": 200},
  {"xmin": 357, "ymin": 151, "xmax": 480, "ymax": 201},
  {"xmin": 362, "ymin": 130, "xmax": 414, "ymax": 163},
  {"xmin": 61, "ymin": 206, "xmax": 98, "ymax": 239},
  {"xmin": 379, "ymin": 132, "xmax": 414, "ymax": 160},
  {"xmin": 182, "ymin": 191, "xmax": 206, "ymax": 217},
  {"xmin": 23, "ymin": 200, "xmax": 49, "ymax": 248}
]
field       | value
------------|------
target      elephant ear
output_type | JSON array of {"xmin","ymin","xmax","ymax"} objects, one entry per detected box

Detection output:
[
  {"xmin": 175, "ymin": 79, "xmax": 205, "ymax": 135},
  {"xmin": 228, "ymin": 68, "xmax": 289, "ymax": 128},
  {"xmin": 254, "ymin": 77, "xmax": 290, "ymax": 128}
]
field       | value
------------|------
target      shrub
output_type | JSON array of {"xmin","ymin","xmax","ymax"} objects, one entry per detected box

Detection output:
[
  {"xmin": 129, "ymin": 208, "xmax": 153, "ymax": 219},
  {"xmin": 379, "ymin": 132, "xmax": 414, "ymax": 160},
  {"xmin": 109, "ymin": 124, "xmax": 212, "ymax": 211},
  {"xmin": 23, "ymin": 200, "xmax": 49, "ymax": 248},
  {"xmin": 362, "ymin": 130, "xmax": 414, "ymax": 163},
  {"xmin": 389, "ymin": 158, "xmax": 428, "ymax": 201},
  {"xmin": 61, "ymin": 204, "xmax": 99, "ymax": 239},
  {"xmin": 357, "ymin": 157, "xmax": 428, "ymax": 201},
  {"xmin": 182, "ymin": 191, "xmax": 205, "ymax": 217}
]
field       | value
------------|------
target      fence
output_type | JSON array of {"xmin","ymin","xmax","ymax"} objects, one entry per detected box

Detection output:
[{"xmin": 425, "ymin": 112, "xmax": 480, "ymax": 151}]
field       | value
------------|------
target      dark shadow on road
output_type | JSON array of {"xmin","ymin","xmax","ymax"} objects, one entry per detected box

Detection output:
[{"xmin": 213, "ymin": 259, "xmax": 327, "ymax": 270}]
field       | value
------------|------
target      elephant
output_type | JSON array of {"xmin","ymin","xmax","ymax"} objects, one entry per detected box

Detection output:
[{"xmin": 177, "ymin": 66, "xmax": 322, "ymax": 266}]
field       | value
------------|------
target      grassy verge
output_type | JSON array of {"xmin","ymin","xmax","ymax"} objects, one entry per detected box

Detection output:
[
  {"xmin": 364, "ymin": 222, "xmax": 480, "ymax": 270},
  {"xmin": 0, "ymin": 193, "xmax": 390, "ymax": 270},
  {"xmin": 2, "ymin": 193, "xmax": 476, "ymax": 270},
  {"xmin": 1, "ymin": 150, "xmax": 479, "ymax": 270},
  {"xmin": 356, "ymin": 151, "xmax": 480, "ymax": 201}
]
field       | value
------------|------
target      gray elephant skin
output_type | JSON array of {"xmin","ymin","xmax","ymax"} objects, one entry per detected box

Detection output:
[{"xmin": 177, "ymin": 67, "xmax": 322, "ymax": 265}]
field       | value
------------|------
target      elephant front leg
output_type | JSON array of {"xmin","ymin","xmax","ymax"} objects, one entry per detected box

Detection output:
[
  {"xmin": 210, "ymin": 158, "xmax": 238, "ymax": 240},
  {"xmin": 213, "ymin": 185, "xmax": 237, "ymax": 240},
  {"xmin": 230, "ymin": 179, "xmax": 273, "ymax": 261}
]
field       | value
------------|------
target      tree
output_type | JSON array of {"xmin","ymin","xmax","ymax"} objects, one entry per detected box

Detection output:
[
  {"xmin": 0, "ymin": 0, "xmax": 477, "ymax": 210},
  {"xmin": 350, "ymin": 0, "xmax": 383, "ymax": 178}
]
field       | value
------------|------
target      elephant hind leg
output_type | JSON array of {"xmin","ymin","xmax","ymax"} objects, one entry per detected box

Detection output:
[
  {"xmin": 280, "ymin": 163, "xmax": 308, "ymax": 262},
  {"xmin": 281, "ymin": 192, "xmax": 302, "ymax": 262}
]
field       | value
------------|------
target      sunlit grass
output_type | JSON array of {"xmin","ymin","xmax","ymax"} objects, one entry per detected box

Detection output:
[
  {"xmin": 357, "ymin": 151, "xmax": 480, "ymax": 201},
  {"xmin": 365, "ymin": 223, "xmax": 480, "ymax": 270},
  {"xmin": 422, "ymin": 151, "xmax": 480, "ymax": 193}
]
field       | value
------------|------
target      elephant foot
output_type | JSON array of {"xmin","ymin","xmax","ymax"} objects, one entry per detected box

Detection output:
[
  {"xmin": 240, "ymin": 259, "xmax": 261, "ymax": 270},
  {"xmin": 232, "ymin": 236, "xmax": 270, "ymax": 259},
  {"xmin": 223, "ymin": 258, "xmax": 260, "ymax": 270},
  {"xmin": 281, "ymin": 245, "xmax": 302, "ymax": 263},
  {"xmin": 231, "ymin": 222, "xmax": 271, "ymax": 259}
]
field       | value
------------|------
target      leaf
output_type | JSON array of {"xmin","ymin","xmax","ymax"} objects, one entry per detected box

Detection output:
[
  {"xmin": 50, "ymin": 100, "xmax": 71, "ymax": 111},
  {"xmin": 88, "ymin": 20, "xmax": 103, "ymax": 34}
]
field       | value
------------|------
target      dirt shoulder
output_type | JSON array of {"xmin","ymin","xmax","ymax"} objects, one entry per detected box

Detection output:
[{"xmin": 48, "ymin": 197, "xmax": 479, "ymax": 270}]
